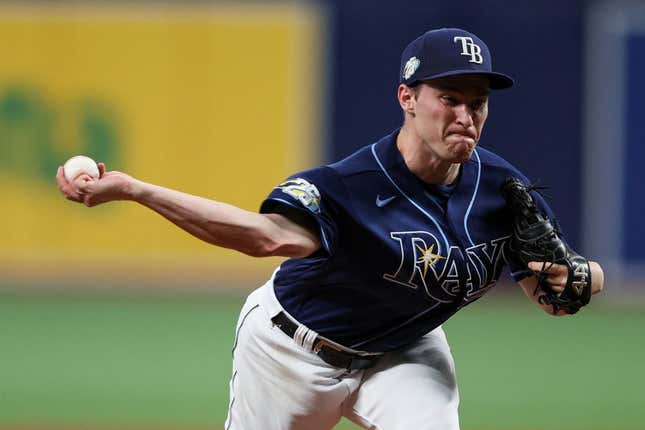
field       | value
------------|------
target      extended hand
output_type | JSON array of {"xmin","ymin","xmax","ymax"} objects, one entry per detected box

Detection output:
[{"xmin": 56, "ymin": 163, "xmax": 136, "ymax": 207}]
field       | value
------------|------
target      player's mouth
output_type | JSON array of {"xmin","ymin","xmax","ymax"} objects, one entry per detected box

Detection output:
[{"xmin": 446, "ymin": 132, "xmax": 477, "ymax": 146}]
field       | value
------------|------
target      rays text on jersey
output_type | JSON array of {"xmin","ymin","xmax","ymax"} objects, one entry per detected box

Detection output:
[{"xmin": 383, "ymin": 231, "xmax": 510, "ymax": 304}]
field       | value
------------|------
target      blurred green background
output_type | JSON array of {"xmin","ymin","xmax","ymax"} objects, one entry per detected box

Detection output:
[{"xmin": 1, "ymin": 286, "xmax": 643, "ymax": 430}]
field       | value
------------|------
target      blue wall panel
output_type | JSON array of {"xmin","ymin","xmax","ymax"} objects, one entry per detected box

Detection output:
[{"xmin": 623, "ymin": 34, "xmax": 645, "ymax": 262}]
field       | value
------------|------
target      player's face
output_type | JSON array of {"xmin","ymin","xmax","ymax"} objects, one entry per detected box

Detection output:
[{"xmin": 409, "ymin": 75, "xmax": 489, "ymax": 163}]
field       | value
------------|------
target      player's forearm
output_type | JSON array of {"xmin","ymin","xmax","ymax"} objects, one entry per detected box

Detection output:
[
  {"xmin": 589, "ymin": 261, "xmax": 604, "ymax": 295},
  {"xmin": 128, "ymin": 180, "xmax": 295, "ymax": 257}
]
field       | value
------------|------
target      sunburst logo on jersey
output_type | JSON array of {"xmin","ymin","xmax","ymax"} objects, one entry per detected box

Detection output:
[{"xmin": 415, "ymin": 243, "xmax": 444, "ymax": 277}]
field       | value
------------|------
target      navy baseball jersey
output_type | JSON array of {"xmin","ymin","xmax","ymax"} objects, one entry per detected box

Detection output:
[{"xmin": 260, "ymin": 129, "xmax": 558, "ymax": 352}]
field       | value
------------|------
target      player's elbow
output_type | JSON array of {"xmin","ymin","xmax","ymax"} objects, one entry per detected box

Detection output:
[
  {"xmin": 236, "ymin": 235, "xmax": 279, "ymax": 258},
  {"xmin": 233, "ymin": 216, "xmax": 321, "ymax": 258},
  {"xmin": 237, "ymin": 232, "xmax": 315, "ymax": 258},
  {"xmin": 253, "ymin": 237, "xmax": 317, "ymax": 258}
]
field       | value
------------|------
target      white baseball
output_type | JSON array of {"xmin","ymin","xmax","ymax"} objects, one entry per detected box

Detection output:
[{"xmin": 63, "ymin": 155, "xmax": 100, "ymax": 182}]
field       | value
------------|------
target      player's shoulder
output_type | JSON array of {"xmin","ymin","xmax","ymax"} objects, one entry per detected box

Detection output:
[
  {"xmin": 475, "ymin": 145, "xmax": 529, "ymax": 182},
  {"xmin": 285, "ymin": 133, "xmax": 390, "ymax": 188},
  {"xmin": 326, "ymin": 130, "xmax": 398, "ymax": 178},
  {"xmin": 475, "ymin": 145, "xmax": 516, "ymax": 169},
  {"xmin": 326, "ymin": 145, "xmax": 381, "ymax": 178}
]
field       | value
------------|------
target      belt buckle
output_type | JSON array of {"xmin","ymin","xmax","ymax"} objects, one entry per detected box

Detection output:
[{"xmin": 313, "ymin": 338, "xmax": 342, "ymax": 354}]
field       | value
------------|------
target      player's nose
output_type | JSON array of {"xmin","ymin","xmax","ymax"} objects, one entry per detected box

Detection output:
[{"xmin": 454, "ymin": 104, "xmax": 474, "ymax": 128}]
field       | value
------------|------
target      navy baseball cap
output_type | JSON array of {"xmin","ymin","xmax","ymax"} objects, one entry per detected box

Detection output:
[{"xmin": 399, "ymin": 28, "xmax": 514, "ymax": 89}]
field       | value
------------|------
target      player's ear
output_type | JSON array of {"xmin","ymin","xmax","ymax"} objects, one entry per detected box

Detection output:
[{"xmin": 398, "ymin": 84, "xmax": 416, "ymax": 116}]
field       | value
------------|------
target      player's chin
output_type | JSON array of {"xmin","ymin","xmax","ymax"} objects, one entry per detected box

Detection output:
[{"xmin": 449, "ymin": 142, "xmax": 476, "ymax": 162}]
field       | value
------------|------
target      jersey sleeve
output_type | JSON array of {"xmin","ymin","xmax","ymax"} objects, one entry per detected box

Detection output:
[{"xmin": 259, "ymin": 167, "xmax": 341, "ymax": 255}]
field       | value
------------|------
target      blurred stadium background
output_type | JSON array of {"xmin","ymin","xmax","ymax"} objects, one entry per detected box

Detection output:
[{"xmin": 1, "ymin": 1, "xmax": 644, "ymax": 429}]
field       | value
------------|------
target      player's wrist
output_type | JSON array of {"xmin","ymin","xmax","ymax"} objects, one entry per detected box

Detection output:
[{"xmin": 125, "ymin": 178, "xmax": 147, "ymax": 202}]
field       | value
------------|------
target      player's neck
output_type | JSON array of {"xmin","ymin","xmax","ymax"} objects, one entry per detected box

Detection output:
[{"xmin": 396, "ymin": 128, "xmax": 461, "ymax": 185}]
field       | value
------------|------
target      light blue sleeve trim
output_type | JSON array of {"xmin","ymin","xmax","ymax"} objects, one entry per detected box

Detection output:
[
  {"xmin": 463, "ymin": 148, "xmax": 481, "ymax": 247},
  {"xmin": 370, "ymin": 143, "xmax": 450, "ymax": 254},
  {"xmin": 264, "ymin": 197, "xmax": 332, "ymax": 254}
]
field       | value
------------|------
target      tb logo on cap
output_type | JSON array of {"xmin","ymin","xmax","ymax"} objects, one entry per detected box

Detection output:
[{"xmin": 453, "ymin": 36, "xmax": 483, "ymax": 64}]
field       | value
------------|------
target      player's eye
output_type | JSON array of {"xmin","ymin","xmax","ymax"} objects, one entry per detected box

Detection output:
[
  {"xmin": 441, "ymin": 95, "xmax": 458, "ymax": 106},
  {"xmin": 470, "ymin": 99, "xmax": 487, "ymax": 112}
]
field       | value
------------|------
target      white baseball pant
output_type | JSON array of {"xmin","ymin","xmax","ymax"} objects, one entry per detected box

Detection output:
[{"xmin": 225, "ymin": 279, "xmax": 460, "ymax": 430}]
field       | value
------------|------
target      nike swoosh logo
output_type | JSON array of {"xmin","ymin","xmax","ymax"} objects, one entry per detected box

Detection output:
[{"xmin": 375, "ymin": 194, "xmax": 397, "ymax": 207}]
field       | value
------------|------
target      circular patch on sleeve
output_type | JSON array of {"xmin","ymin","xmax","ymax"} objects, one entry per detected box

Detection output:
[{"xmin": 276, "ymin": 178, "xmax": 321, "ymax": 213}]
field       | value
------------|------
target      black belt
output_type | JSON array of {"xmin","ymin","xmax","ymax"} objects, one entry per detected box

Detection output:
[{"xmin": 271, "ymin": 312, "xmax": 382, "ymax": 370}]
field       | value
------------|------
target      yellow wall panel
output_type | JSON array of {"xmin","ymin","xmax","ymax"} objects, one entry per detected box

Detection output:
[{"xmin": 0, "ymin": 4, "xmax": 324, "ymax": 285}]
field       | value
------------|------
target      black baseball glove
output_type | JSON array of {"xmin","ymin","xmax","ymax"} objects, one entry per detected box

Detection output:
[{"xmin": 501, "ymin": 177, "xmax": 592, "ymax": 314}]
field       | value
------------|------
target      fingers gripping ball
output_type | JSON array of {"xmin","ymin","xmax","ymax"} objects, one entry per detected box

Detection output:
[
  {"xmin": 501, "ymin": 177, "xmax": 592, "ymax": 314},
  {"xmin": 63, "ymin": 155, "xmax": 100, "ymax": 182}
]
